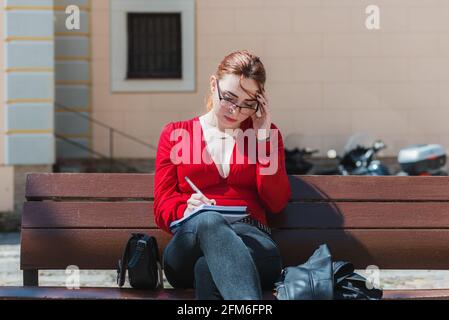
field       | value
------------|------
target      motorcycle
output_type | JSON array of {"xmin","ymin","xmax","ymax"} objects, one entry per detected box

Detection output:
[
  {"xmin": 316, "ymin": 133, "xmax": 390, "ymax": 176},
  {"xmin": 285, "ymin": 132, "xmax": 448, "ymax": 176},
  {"xmin": 284, "ymin": 133, "xmax": 391, "ymax": 175},
  {"xmin": 284, "ymin": 133, "xmax": 324, "ymax": 174},
  {"xmin": 396, "ymin": 144, "xmax": 447, "ymax": 176},
  {"xmin": 285, "ymin": 147, "xmax": 319, "ymax": 175}
]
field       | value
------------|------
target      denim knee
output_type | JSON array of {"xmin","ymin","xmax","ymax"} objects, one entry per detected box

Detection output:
[{"xmin": 193, "ymin": 211, "xmax": 228, "ymax": 232}]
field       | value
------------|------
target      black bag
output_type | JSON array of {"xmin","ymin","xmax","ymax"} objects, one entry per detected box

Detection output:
[
  {"xmin": 274, "ymin": 244, "xmax": 383, "ymax": 300},
  {"xmin": 274, "ymin": 244, "xmax": 334, "ymax": 300},
  {"xmin": 333, "ymin": 261, "xmax": 383, "ymax": 300},
  {"xmin": 117, "ymin": 233, "xmax": 163, "ymax": 289}
]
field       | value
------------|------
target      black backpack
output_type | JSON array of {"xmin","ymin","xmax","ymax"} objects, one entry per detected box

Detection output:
[
  {"xmin": 333, "ymin": 260, "xmax": 383, "ymax": 300},
  {"xmin": 117, "ymin": 233, "xmax": 163, "ymax": 289},
  {"xmin": 274, "ymin": 244, "xmax": 383, "ymax": 300}
]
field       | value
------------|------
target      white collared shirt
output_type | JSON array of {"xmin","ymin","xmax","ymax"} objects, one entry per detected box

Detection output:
[{"xmin": 199, "ymin": 112, "xmax": 237, "ymax": 179}]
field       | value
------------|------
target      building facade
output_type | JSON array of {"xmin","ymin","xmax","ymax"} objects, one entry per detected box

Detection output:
[{"xmin": 1, "ymin": 0, "xmax": 449, "ymax": 215}]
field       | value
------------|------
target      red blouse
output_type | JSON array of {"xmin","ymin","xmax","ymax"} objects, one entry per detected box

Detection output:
[{"xmin": 153, "ymin": 116, "xmax": 291, "ymax": 234}]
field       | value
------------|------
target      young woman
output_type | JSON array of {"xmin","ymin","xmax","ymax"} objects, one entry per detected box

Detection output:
[{"xmin": 154, "ymin": 50, "xmax": 291, "ymax": 299}]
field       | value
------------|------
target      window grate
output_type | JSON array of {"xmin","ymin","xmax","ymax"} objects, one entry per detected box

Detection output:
[{"xmin": 127, "ymin": 13, "xmax": 182, "ymax": 79}]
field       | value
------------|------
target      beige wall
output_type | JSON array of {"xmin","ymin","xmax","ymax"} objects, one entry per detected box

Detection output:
[
  {"xmin": 0, "ymin": 166, "xmax": 14, "ymax": 212},
  {"xmin": 91, "ymin": 0, "xmax": 449, "ymax": 158}
]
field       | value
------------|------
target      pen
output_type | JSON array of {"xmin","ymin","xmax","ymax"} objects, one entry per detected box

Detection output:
[
  {"xmin": 185, "ymin": 176, "xmax": 205, "ymax": 197},
  {"xmin": 185, "ymin": 176, "xmax": 216, "ymax": 205}
]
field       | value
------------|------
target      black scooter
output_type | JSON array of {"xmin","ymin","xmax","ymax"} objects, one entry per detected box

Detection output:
[
  {"xmin": 285, "ymin": 134, "xmax": 390, "ymax": 176},
  {"xmin": 285, "ymin": 147, "xmax": 319, "ymax": 175},
  {"xmin": 322, "ymin": 140, "xmax": 390, "ymax": 175}
]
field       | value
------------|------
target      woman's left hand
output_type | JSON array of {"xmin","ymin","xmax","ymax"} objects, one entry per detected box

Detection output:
[{"xmin": 251, "ymin": 88, "xmax": 272, "ymax": 140}]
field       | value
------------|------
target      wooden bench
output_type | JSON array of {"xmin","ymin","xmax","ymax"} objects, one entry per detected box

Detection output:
[{"xmin": 2, "ymin": 172, "xmax": 449, "ymax": 299}]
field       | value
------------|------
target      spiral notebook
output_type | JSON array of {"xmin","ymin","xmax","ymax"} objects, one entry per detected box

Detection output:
[{"xmin": 169, "ymin": 204, "xmax": 249, "ymax": 232}]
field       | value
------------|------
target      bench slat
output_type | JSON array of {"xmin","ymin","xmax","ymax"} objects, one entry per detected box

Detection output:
[
  {"xmin": 22, "ymin": 202, "xmax": 156, "ymax": 228},
  {"xmin": 289, "ymin": 175, "xmax": 449, "ymax": 201},
  {"xmin": 269, "ymin": 202, "xmax": 449, "ymax": 228},
  {"xmin": 21, "ymin": 229, "xmax": 171, "ymax": 270},
  {"xmin": 25, "ymin": 173, "xmax": 155, "ymax": 199},
  {"xmin": 25, "ymin": 173, "xmax": 449, "ymax": 201},
  {"xmin": 21, "ymin": 228, "xmax": 449, "ymax": 270},
  {"xmin": 0, "ymin": 287, "xmax": 196, "ymax": 300},
  {"xmin": 274, "ymin": 229, "xmax": 449, "ymax": 269},
  {"xmin": 23, "ymin": 201, "xmax": 449, "ymax": 229},
  {"xmin": 1, "ymin": 286, "xmax": 449, "ymax": 300}
]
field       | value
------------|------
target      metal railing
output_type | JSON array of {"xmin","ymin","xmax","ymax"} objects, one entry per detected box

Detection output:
[{"xmin": 55, "ymin": 103, "xmax": 157, "ymax": 172}]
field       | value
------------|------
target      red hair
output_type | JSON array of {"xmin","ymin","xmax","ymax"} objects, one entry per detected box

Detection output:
[{"xmin": 205, "ymin": 50, "xmax": 266, "ymax": 111}]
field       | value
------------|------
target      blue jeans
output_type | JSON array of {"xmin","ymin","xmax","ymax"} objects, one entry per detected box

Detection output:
[{"xmin": 162, "ymin": 211, "xmax": 283, "ymax": 300}]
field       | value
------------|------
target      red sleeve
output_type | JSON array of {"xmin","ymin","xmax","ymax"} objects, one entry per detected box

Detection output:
[
  {"xmin": 256, "ymin": 123, "xmax": 291, "ymax": 214},
  {"xmin": 153, "ymin": 122, "xmax": 188, "ymax": 234}
]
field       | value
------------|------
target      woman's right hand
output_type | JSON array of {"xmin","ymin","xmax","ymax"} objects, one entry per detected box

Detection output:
[{"xmin": 184, "ymin": 193, "xmax": 216, "ymax": 217}]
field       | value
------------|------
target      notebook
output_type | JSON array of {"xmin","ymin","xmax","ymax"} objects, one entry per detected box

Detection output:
[{"xmin": 169, "ymin": 204, "xmax": 249, "ymax": 232}]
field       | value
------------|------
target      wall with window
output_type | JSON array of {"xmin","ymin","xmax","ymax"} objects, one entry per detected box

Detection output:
[
  {"xmin": 92, "ymin": 0, "xmax": 198, "ymax": 158},
  {"xmin": 110, "ymin": 1, "xmax": 194, "ymax": 92},
  {"xmin": 91, "ymin": 0, "xmax": 449, "ymax": 159}
]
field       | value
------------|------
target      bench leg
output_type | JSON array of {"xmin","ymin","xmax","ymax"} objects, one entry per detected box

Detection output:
[{"xmin": 23, "ymin": 269, "xmax": 39, "ymax": 286}]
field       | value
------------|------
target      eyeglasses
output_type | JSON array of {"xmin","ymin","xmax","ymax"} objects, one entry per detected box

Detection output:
[{"xmin": 216, "ymin": 79, "xmax": 259, "ymax": 116}]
